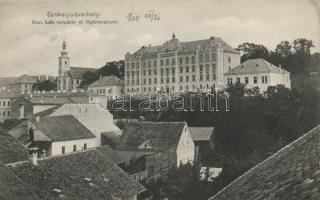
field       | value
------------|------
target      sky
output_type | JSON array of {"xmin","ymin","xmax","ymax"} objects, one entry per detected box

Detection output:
[{"xmin": 0, "ymin": 0, "xmax": 319, "ymax": 77}]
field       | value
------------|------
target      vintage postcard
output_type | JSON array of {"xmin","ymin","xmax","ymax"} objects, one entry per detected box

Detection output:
[{"xmin": 0, "ymin": 0, "xmax": 319, "ymax": 200}]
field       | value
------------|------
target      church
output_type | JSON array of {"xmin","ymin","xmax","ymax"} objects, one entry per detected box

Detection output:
[{"xmin": 57, "ymin": 41, "xmax": 97, "ymax": 91}]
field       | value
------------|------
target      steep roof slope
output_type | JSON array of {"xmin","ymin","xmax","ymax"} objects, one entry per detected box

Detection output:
[
  {"xmin": 9, "ymin": 149, "xmax": 145, "ymax": 200},
  {"xmin": 88, "ymin": 75, "xmax": 124, "ymax": 87},
  {"xmin": 225, "ymin": 58, "xmax": 290, "ymax": 75},
  {"xmin": 12, "ymin": 74, "xmax": 37, "ymax": 84},
  {"xmin": 0, "ymin": 164, "xmax": 40, "ymax": 200},
  {"xmin": 118, "ymin": 122, "xmax": 186, "ymax": 151},
  {"xmin": 32, "ymin": 115, "xmax": 96, "ymax": 141},
  {"xmin": 0, "ymin": 129, "xmax": 29, "ymax": 164},
  {"xmin": 69, "ymin": 67, "xmax": 97, "ymax": 79},
  {"xmin": 209, "ymin": 124, "xmax": 320, "ymax": 200},
  {"xmin": 189, "ymin": 127, "xmax": 214, "ymax": 141}
]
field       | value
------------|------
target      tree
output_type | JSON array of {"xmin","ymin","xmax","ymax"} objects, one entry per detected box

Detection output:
[
  {"xmin": 293, "ymin": 38, "xmax": 314, "ymax": 55},
  {"xmin": 237, "ymin": 42, "xmax": 269, "ymax": 62},
  {"xmin": 226, "ymin": 82, "xmax": 245, "ymax": 97},
  {"xmin": 274, "ymin": 41, "xmax": 292, "ymax": 58},
  {"xmin": 32, "ymin": 80, "xmax": 57, "ymax": 91}
]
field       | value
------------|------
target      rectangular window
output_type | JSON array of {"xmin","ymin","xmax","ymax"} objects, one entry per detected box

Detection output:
[
  {"xmin": 172, "ymin": 67, "xmax": 175, "ymax": 74},
  {"xmin": 205, "ymin": 54, "xmax": 209, "ymax": 62},
  {"xmin": 237, "ymin": 77, "xmax": 240, "ymax": 83},
  {"xmin": 185, "ymin": 57, "xmax": 189, "ymax": 64},
  {"xmin": 254, "ymin": 77, "xmax": 258, "ymax": 84},
  {"xmin": 191, "ymin": 56, "xmax": 195, "ymax": 64},
  {"xmin": 161, "ymin": 78, "xmax": 164, "ymax": 83},
  {"xmin": 172, "ymin": 58, "xmax": 176, "ymax": 65},
  {"xmin": 166, "ymin": 77, "xmax": 169, "ymax": 83},
  {"xmin": 180, "ymin": 76, "xmax": 183, "ymax": 82},
  {"xmin": 73, "ymin": 145, "xmax": 77, "ymax": 152},
  {"xmin": 179, "ymin": 57, "xmax": 183, "ymax": 65},
  {"xmin": 154, "ymin": 60, "xmax": 157, "ymax": 67},
  {"xmin": 200, "ymin": 65, "xmax": 203, "ymax": 73},
  {"xmin": 186, "ymin": 66, "xmax": 189, "ymax": 73},
  {"xmin": 154, "ymin": 69, "xmax": 157, "ymax": 75},
  {"xmin": 154, "ymin": 78, "xmax": 157, "ymax": 84},
  {"xmin": 206, "ymin": 74, "xmax": 209, "ymax": 81},
  {"xmin": 160, "ymin": 59, "xmax": 164, "ymax": 66},
  {"xmin": 200, "ymin": 75, "xmax": 203, "ymax": 81},
  {"xmin": 262, "ymin": 76, "xmax": 265, "ymax": 83},
  {"xmin": 172, "ymin": 77, "xmax": 175, "ymax": 83},
  {"xmin": 245, "ymin": 77, "xmax": 249, "ymax": 84},
  {"xmin": 199, "ymin": 55, "xmax": 203, "ymax": 63},
  {"xmin": 180, "ymin": 67, "xmax": 183, "ymax": 73},
  {"xmin": 192, "ymin": 75, "xmax": 195, "ymax": 82},
  {"xmin": 148, "ymin": 60, "xmax": 151, "ymax": 68},
  {"xmin": 186, "ymin": 76, "xmax": 189, "ymax": 82},
  {"xmin": 265, "ymin": 76, "xmax": 268, "ymax": 83},
  {"xmin": 192, "ymin": 65, "xmax": 195, "ymax": 72},
  {"xmin": 7, "ymin": 111, "xmax": 10, "ymax": 116},
  {"xmin": 62, "ymin": 146, "xmax": 65, "ymax": 154},
  {"xmin": 149, "ymin": 78, "xmax": 151, "ymax": 84},
  {"xmin": 166, "ymin": 58, "xmax": 169, "ymax": 66},
  {"xmin": 84, "ymin": 143, "xmax": 87, "ymax": 150}
]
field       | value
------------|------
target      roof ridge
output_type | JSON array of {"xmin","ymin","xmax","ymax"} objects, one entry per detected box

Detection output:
[{"xmin": 210, "ymin": 124, "xmax": 320, "ymax": 199}]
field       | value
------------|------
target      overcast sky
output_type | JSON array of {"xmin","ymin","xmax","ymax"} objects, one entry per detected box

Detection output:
[{"xmin": 0, "ymin": 0, "xmax": 319, "ymax": 77}]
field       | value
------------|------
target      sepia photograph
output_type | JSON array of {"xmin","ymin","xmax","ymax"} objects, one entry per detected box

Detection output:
[{"xmin": 0, "ymin": 0, "xmax": 319, "ymax": 199}]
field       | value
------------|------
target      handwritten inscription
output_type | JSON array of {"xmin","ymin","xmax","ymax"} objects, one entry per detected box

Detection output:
[{"xmin": 127, "ymin": 10, "xmax": 160, "ymax": 22}]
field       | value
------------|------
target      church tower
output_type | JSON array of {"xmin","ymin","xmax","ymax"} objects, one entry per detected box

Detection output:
[{"xmin": 58, "ymin": 41, "xmax": 70, "ymax": 91}]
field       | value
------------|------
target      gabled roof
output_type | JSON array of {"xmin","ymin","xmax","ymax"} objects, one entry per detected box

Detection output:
[
  {"xmin": 118, "ymin": 121, "xmax": 186, "ymax": 151},
  {"xmin": 9, "ymin": 149, "xmax": 145, "ymax": 200},
  {"xmin": 88, "ymin": 76, "xmax": 124, "ymax": 87},
  {"xmin": 0, "ymin": 77, "xmax": 17, "ymax": 89},
  {"xmin": 0, "ymin": 89, "xmax": 14, "ymax": 98},
  {"xmin": 209, "ymin": 124, "xmax": 320, "ymax": 200},
  {"xmin": 189, "ymin": 127, "xmax": 214, "ymax": 141},
  {"xmin": 0, "ymin": 164, "xmax": 41, "ymax": 200},
  {"xmin": 29, "ymin": 96, "xmax": 74, "ymax": 105},
  {"xmin": 225, "ymin": 58, "xmax": 290, "ymax": 75},
  {"xmin": 12, "ymin": 74, "xmax": 37, "ymax": 84},
  {"xmin": 69, "ymin": 67, "xmax": 97, "ymax": 79},
  {"xmin": 134, "ymin": 36, "xmax": 239, "ymax": 55},
  {"xmin": 32, "ymin": 115, "xmax": 96, "ymax": 141},
  {"xmin": 0, "ymin": 129, "xmax": 29, "ymax": 164}
]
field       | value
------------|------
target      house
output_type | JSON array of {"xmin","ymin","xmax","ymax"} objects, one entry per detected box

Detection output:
[
  {"xmin": 116, "ymin": 121, "xmax": 195, "ymax": 180},
  {"xmin": 88, "ymin": 75, "xmax": 125, "ymax": 99},
  {"xmin": 0, "ymin": 89, "xmax": 13, "ymax": 123},
  {"xmin": 47, "ymin": 103, "xmax": 121, "ymax": 146},
  {"xmin": 224, "ymin": 58, "xmax": 291, "ymax": 94},
  {"xmin": 10, "ymin": 74, "xmax": 37, "ymax": 95},
  {"xmin": 189, "ymin": 127, "xmax": 214, "ymax": 162},
  {"xmin": 208, "ymin": 124, "xmax": 320, "ymax": 200},
  {"xmin": 27, "ymin": 115, "xmax": 96, "ymax": 156},
  {"xmin": 11, "ymin": 96, "xmax": 33, "ymax": 120},
  {"xmin": 7, "ymin": 150, "xmax": 146, "ymax": 200},
  {"xmin": 101, "ymin": 130, "xmax": 122, "ymax": 148}
]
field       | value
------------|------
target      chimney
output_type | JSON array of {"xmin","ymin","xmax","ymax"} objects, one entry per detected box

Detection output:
[
  {"xmin": 29, "ymin": 147, "xmax": 38, "ymax": 166},
  {"xmin": 29, "ymin": 127, "xmax": 34, "ymax": 142},
  {"xmin": 278, "ymin": 64, "xmax": 282, "ymax": 69}
]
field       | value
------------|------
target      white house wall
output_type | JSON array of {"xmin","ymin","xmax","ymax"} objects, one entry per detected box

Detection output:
[
  {"xmin": 50, "ymin": 138, "xmax": 96, "ymax": 156},
  {"xmin": 176, "ymin": 125, "xmax": 195, "ymax": 167},
  {"xmin": 50, "ymin": 104, "xmax": 120, "ymax": 146}
]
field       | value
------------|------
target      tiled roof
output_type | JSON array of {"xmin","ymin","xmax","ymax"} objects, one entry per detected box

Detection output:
[
  {"xmin": 209, "ymin": 124, "xmax": 320, "ymax": 200},
  {"xmin": 0, "ymin": 164, "xmax": 41, "ymax": 200},
  {"xmin": 225, "ymin": 58, "xmax": 290, "ymax": 75},
  {"xmin": 0, "ymin": 129, "xmax": 29, "ymax": 164},
  {"xmin": 32, "ymin": 115, "xmax": 96, "ymax": 141},
  {"xmin": 29, "ymin": 96, "xmax": 74, "ymax": 105},
  {"xmin": 101, "ymin": 130, "xmax": 122, "ymax": 145},
  {"xmin": 88, "ymin": 76, "xmax": 124, "ymax": 87},
  {"xmin": 134, "ymin": 37, "xmax": 239, "ymax": 55},
  {"xmin": 9, "ymin": 149, "xmax": 145, "ymax": 200},
  {"xmin": 69, "ymin": 67, "xmax": 97, "ymax": 79},
  {"xmin": 189, "ymin": 127, "xmax": 214, "ymax": 141},
  {"xmin": 33, "ymin": 105, "xmax": 62, "ymax": 118},
  {"xmin": 0, "ymin": 77, "xmax": 17, "ymax": 89},
  {"xmin": 12, "ymin": 74, "xmax": 37, "ymax": 84},
  {"xmin": 96, "ymin": 145, "xmax": 124, "ymax": 164},
  {"xmin": 118, "ymin": 121, "xmax": 186, "ymax": 151}
]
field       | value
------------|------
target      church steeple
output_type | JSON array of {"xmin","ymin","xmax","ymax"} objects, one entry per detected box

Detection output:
[
  {"xmin": 172, "ymin": 32, "xmax": 176, "ymax": 39},
  {"xmin": 61, "ymin": 40, "xmax": 68, "ymax": 55}
]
